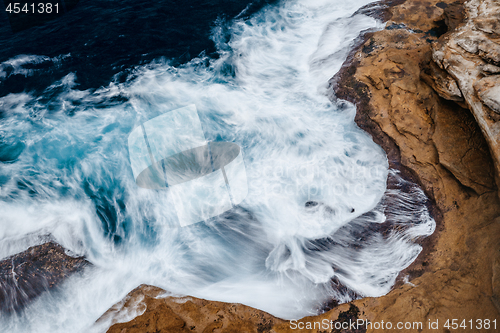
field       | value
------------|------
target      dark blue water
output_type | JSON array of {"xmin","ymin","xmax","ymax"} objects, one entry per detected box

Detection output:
[{"xmin": 0, "ymin": 0, "xmax": 277, "ymax": 96}]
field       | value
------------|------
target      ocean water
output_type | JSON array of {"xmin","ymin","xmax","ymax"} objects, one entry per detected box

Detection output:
[{"xmin": 0, "ymin": 0, "xmax": 435, "ymax": 331}]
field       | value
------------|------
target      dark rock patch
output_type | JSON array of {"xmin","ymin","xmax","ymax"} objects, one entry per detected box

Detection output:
[{"xmin": 0, "ymin": 242, "xmax": 89, "ymax": 313}]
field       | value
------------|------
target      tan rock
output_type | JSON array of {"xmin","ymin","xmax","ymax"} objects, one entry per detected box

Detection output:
[
  {"xmin": 102, "ymin": 284, "xmax": 367, "ymax": 333},
  {"xmin": 473, "ymin": 0, "xmax": 500, "ymax": 36},
  {"xmin": 420, "ymin": 60, "xmax": 464, "ymax": 102},
  {"xmin": 332, "ymin": 0, "xmax": 500, "ymax": 331},
  {"xmin": 432, "ymin": 100, "xmax": 495, "ymax": 194}
]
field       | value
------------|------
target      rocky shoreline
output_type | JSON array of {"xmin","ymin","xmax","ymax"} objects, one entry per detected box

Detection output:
[
  {"xmin": 103, "ymin": 0, "xmax": 500, "ymax": 331},
  {"xmin": 0, "ymin": 242, "xmax": 88, "ymax": 313}
]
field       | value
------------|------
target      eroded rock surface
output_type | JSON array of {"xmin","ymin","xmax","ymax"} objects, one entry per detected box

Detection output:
[
  {"xmin": 0, "ymin": 242, "xmax": 88, "ymax": 313},
  {"xmin": 104, "ymin": 0, "xmax": 500, "ymax": 332},
  {"xmin": 430, "ymin": 0, "xmax": 500, "ymax": 191}
]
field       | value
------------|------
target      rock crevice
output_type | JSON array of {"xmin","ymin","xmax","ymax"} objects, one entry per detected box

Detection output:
[{"xmin": 429, "ymin": 0, "xmax": 500, "ymax": 192}]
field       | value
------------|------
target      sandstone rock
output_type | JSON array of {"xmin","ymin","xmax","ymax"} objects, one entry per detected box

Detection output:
[
  {"xmin": 0, "ymin": 242, "xmax": 88, "ymax": 313},
  {"xmin": 477, "ymin": 38, "xmax": 500, "ymax": 66},
  {"xmin": 441, "ymin": 0, "xmax": 466, "ymax": 31},
  {"xmin": 455, "ymin": 31, "xmax": 482, "ymax": 54},
  {"xmin": 104, "ymin": 1, "xmax": 500, "ymax": 331},
  {"xmin": 474, "ymin": 75, "xmax": 500, "ymax": 114},
  {"xmin": 492, "ymin": 243, "xmax": 500, "ymax": 313},
  {"xmin": 481, "ymin": 63, "xmax": 500, "ymax": 74},
  {"xmin": 432, "ymin": 100, "xmax": 495, "ymax": 194},
  {"xmin": 473, "ymin": 0, "xmax": 500, "ymax": 36},
  {"xmin": 449, "ymin": 30, "xmax": 500, "ymax": 66},
  {"xmin": 102, "ymin": 284, "xmax": 365, "ymax": 333},
  {"xmin": 420, "ymin": 60, "xmax": 464, "ymax": 102},
  {"xmin": 475, "ymin": 16, "xmax": 500, "ymax": 36},
  {"xmin": 354, "ymin": 0, "xmax": 406, "ymax": 22}
]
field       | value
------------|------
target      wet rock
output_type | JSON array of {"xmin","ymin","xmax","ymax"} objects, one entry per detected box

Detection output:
[
  {"xmin": 0, "ymin": 242, "xmax": 88, "ymax": 313},
  {"xmin": 103, "ymin": 286, "xmax": 189, "ymax": 333},
  {"xmin": 354, "ymin": 0, "xmax": 406, "ymax": 22},
  {"xmin": 481, "ymin": 63, "xmax": 500, "ymax": 75}
]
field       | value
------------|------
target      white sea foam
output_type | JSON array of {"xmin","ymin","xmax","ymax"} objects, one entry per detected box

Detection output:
[{"xmin": 0, "ymin": 0, "xmax": 434, "ymax": 331}]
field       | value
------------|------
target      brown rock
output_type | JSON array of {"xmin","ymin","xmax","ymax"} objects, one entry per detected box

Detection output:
[
  {"xmin": 0, "ymin": 242, "xmax": 88, "ymax": 313},
  {"xmin": 481, "ymin": 63, "xmax": 500, "ymax": 74},
  {"xmin": 441, "ymin": 0, "xmax": 466, "ymax": 31},
  {"xmin": 420, "ymin": 60, "xmax": 464, "ymax": 102},
  {"xmin": 103, "ymin": 284, "xmax": 370, "ymax": 333},
  {"xmin": 492, "ymin": 244, "xmax": 500, "ymax": 313},
  {"xmin": 389, "ymin": 0, "xmax": 446, "ymax": 31},
  {"xmin": 432, "ymin": 100, "xmax": 496, "ymax": 194}
]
